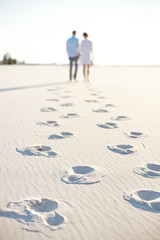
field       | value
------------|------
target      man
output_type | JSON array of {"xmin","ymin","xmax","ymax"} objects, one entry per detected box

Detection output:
[{"xmin": 66, "ymin": 31, "xmax": 79, "ymax": 81}]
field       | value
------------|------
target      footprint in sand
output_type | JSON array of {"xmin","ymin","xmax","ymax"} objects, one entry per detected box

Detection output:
[
  {"xmin": 107, "ymin": 144, "xmax": 136, "ymax": 154},
  {"xmin": 92, "ymin": 109, "xmax": 108, "ymax": 113},
  {"xmin": 45, "ymin": 212, "xmax": 65, "ymax": 228},
  {"xmin": 62, "ymin": 166, "xmax": 104, "ymax": 184},
  {"xmin": 0, "ymin": 198, "xmax": 72, "ymax": 232},
  {"xmin": 47, "ymin": 89, "xmax": 58, "ymax": 91},
  {"xmin": 124, "ymin": 132, "xmax": 148, "ymax": 139},
  {"xmin": 16, "ymin": 145, "xmax": 57, "ymax": 157},
  {"xmin": 104, "ymin": 104, "xmax": 117, "ymax": 107},
  {"xmin": 134, "ymin": 163, "xmax": 160, "ymax": 178},
  {"xmin": 37, "ymin": 121, "xmax": 59, "ymax": 127},
  {"xmin": 48, "ymin": 132, "xmax": 74, "ymax": 140},
  {"xmin": 62, "ymin": 90, "xmax": 72, "ymax": 93},
  {"xmin": 61, "ymin": 132, "xmax": 74, "ymax": 137},
  {"xmin": 87, "ymin": 89, "xmax": 96, "ymax": 92},
  {"xmin": 60, "ymin": 103, "xmax": 74, "ymax": 107},
  {"xmin": 41, "ymin": 107, "xmax": 57, "ymax": 112},
  {"xmin": 61, "ymin": 95, "xmax": 72, "ymax": 99},
  {"xmin": 59, "ymin": 113, "xmax": 79, "ymax": 119},
  {"xmin": 46, "ymin": 98, "xmax": 59, "ymax": 102},
  {"xmin": 97, "ymin": 122, "xmax": 118, "ymax": 129},
  {"xmin": 111, "ymin": 116, "xmax": 130, "ymax": 121},
  {"xmin": 124, "ymin": 190, "xmax": 160, "ymax": 212},
  {"xmin": 85, "ymin": 99, "xmax": 98, "ymax": 103},
  {"xmin": 98, "ymin": 96, "xmax": 106, "ymax": 99},
  {"xmin": 48, "ymin": 134, "xmax": 64, "ymax": 140},
  {"xmin": 90, "ymin": 93, "xmax": 97, "ymax": 96},
  {"xmin": 30, "ymin": 198, "xmax": 58, "ymax": 212}
]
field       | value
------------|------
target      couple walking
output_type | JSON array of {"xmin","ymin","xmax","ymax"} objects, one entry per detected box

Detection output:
[{"xmin": 66, "ymin": 31, "xmax": 93, "ymax": 82}]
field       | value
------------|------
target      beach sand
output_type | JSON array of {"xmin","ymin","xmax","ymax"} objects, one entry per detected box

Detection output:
[{"xmin": 0, "ymin": 65, "xmax": 160, "ymax": 240}]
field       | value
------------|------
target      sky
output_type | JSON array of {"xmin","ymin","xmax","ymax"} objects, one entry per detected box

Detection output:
[{"xmin": 0, "ymin": 0, "xmax": 160, "ymax": 65}]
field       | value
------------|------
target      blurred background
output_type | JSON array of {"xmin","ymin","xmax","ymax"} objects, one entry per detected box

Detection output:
[{"xmin": 0, "ymin": 0, "xmax": 160, "ymax": 65}]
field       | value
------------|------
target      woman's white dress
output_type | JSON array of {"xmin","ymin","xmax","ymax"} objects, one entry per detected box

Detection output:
[{"xmin": 80, "ymin": 39, "xmax": 93, "ymax": 65}]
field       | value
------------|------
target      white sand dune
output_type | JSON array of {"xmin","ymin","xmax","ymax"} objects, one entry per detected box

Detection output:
[{"xmin": 0, "ymin": 65, "xmax": 160, "ymax": 240}]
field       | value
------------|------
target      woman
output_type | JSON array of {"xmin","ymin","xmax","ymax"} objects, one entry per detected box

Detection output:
[{"xmin": 80, "ymin": 33, "xmax": 93, "ymax": 81}]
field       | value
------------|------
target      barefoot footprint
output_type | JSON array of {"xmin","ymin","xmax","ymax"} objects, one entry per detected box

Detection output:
[
  {"xmin": 47, "ymin": 89, "xmax": 58, "ymax": 91},
  {"xmin": 60, "ymin": 103, "xmax": 74, "ymax": 107},
  {"xmin": 98, "ymin": 96, "xmax": 106, "ymax": 99},
  {"xmin": 41, "ymin": 108, "xmax": 57, "ymax": 112},
  {"xmin": 111, "ymin": 116, "xmax": 130, "ymax": 121},
  {"xmin": 59, "ymin": 113, "xmax": 79, "ymax": 119},
  {"xmin": 85, "ymin": 99, "xmax": 98, "ymax": 103},
  {"xmin": 97, "ymin": 122, "xmax": 118, "ymax": 129},
  {"xmin": 92, "ymin": 109, "xmax": 108, "ymax": 113},
  {"xmin": 124, "ymin": 190, "xmax": 160, "ymax": 212},
  {"xmin": 48, "ymin": 132, "xmax": 74, "ymax": 140},
  {"xmin": 37, "ymin": 121, "xmax": 59, "ymax": 127},
  {"xmin": 104, "ymin": 104, "xmax": 117, "ymax": 108},
  {"xmin": 62, "ymin": 166, "xmax": 104, "ymax": 184},
  {"xmin": 0, "ymin": 198, "xmax": 70, "ymax": 232},
  {"xmin": 46, "ymin": 98, "xmax": 59, "ymax": 102},
  {"xmin": 107, "ymin": 144, "xmax": 136, "ymax": 154},
  {"xmin": 124, "ymin": 132, "xmax": 148, "ymax": 139},
  {"xmin": 61, "ymin": 95, "xmax": 72, "ymax": 99},
  {"xmin": 134, "ymin": 163, "xmax": 160, "ymax": 178},
  {"xmin": 16, "ymin": 145, "xmax": 57, "ymax": 157}
]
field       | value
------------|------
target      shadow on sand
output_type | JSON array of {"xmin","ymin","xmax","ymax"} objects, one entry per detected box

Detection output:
[{"xmin": 0, "ymin": 81, "xmax": 67, "ymax": 93}]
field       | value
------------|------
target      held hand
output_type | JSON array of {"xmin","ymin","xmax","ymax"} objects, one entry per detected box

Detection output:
[{"xmin": 77, "ymin": 52, "xmax": 80, "ymax": 59}]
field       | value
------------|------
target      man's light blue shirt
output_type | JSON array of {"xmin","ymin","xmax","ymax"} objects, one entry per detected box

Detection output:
[{"xmin": 66, "ymin": 36, "xmax": 79, "ymax": 58}]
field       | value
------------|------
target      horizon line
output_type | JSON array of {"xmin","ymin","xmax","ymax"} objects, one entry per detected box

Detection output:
[{"xmin": 0, "ymin": 63, "xmax": 160, "ymax": 67}]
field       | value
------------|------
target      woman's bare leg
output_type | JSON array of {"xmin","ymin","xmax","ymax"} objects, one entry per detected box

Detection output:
[
  {"xmin": 87, "ymin": 65, "xmax": 90, "ymax": 81},
  {"xmin": 83, "ymin": 65, "xmax": 86, "ymax": 81}
]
